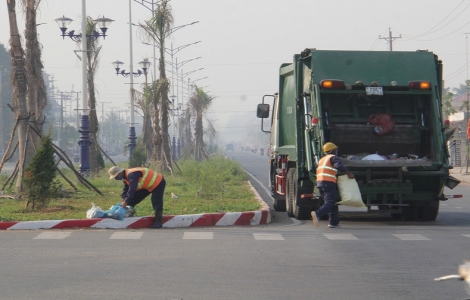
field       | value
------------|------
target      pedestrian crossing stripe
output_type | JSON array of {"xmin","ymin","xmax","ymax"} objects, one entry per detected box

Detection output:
[
  {"xmin": 253, "ymin": 233, "xmax": 284, "ymax": 240},
  {"xmin": 323, "ymin": 233, "xmax": 358, "ymax": 240},
  {"xmin": 392, "ymin": 234, "xmax": 430, "ymax": 240},
  {"xmin": 33, "ymin": 231, "xmax": 72, "ymax": 239},
  {"xmin": 109, "ymin": 232, "xmax": 144, "ymax": 239},
  {"xmin": 183, "ymin": 232, "xmax": 214, "ymax": 239}
]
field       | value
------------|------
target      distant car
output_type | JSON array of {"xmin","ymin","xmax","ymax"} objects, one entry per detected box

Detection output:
[{"xmin": 226, "ymin": 143, "xmax": 234, "ymax": 151}]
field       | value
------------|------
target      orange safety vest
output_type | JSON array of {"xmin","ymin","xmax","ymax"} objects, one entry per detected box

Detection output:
[
  {"xmin": 124, "ymin": 167, "xmax": 163, "ymax": 192},
  {"xmin": 316, "ymin": 154, "xmax": 338, "ymax": 183}
]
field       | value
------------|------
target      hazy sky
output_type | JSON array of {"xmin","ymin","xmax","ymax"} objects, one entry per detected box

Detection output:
[{"xmin": 1, "ymin": 0, "xmax": 470, "ymax": 140}]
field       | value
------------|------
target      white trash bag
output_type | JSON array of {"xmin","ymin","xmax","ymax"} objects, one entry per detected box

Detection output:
[
  {"xmin": 86, "ymin": 202, "xmax": 106, "ymax": 219},
  {"xmin": 337, "ymin": 175, "xmax": 365, "ymax": 207}
]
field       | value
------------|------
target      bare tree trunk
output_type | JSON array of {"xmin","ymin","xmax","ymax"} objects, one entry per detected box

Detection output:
[
  {"xmin": 24, "ymin": 0, "xmax": 46, "ymax": 165},
  {"xmin": 7, "ymin": 0, "xmax": 29, "ymax": 193},
  {"xmin": 194, "ymin": 110, "xmax": 203, "ymax": 161},
  {"xmin": 88, "ymin": 67, "xmax": 99, "ymax": 173},
  {"xmin": 158, "ymin": 46, "xmax": 172, "ymax": 170}
]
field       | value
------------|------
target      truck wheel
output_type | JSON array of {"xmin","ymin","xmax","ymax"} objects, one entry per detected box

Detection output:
[
  {"xmin": 292, "ymin": 176, "xmax": 313, "ymax": 220},
  {"xmin": 401, "ymin": 206, "xmax": 419, "ymax": 221},
  {"xmin": 273, "ymin": 198, "xmax": 286, "ymax": 212},
  {"xmin": 285, "ymin": 168, "xmax": 295, "ymax": 217},
  {"xmin": 419, "ymin": 204, "xmax": 439, "ymax": 221}
]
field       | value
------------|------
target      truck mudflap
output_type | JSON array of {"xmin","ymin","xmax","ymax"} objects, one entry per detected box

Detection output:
[{"xmin": 446, "ymin": 176, "xmax": 461, "ymax": 190}]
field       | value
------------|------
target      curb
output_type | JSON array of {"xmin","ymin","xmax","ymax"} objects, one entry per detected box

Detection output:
[{"xmin": 0, "ymin": 181, "xmax": 272, "ymax": 230}]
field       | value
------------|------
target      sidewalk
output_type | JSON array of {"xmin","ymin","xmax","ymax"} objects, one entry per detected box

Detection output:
[
  {"xmin": 450, "ymin": 168, "xmax": 470, "ymax": 184},
  {"xmin": 0, "ymin": 182, "xmax": 272, "ymax": 230}
]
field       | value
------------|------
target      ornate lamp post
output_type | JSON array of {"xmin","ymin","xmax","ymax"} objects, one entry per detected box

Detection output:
[
  {"xmin": 55, "ymin": 2, "xmax": 113, "ymax": 175},
  {"xmin": 112, "ymin": 58, "xmax": 151, "ymax": 156},
  {"xmin": 55, "ymin": 15, "xmax": 114, "ymax": 41}
]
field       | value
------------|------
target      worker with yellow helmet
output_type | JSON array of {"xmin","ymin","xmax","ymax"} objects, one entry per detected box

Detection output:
[{"xmin": 311, "ymin": 142, "xmax": 354, "ymax": 228}]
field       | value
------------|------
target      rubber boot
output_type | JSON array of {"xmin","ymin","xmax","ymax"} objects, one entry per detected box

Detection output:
[{"xmin": 150, "ymin": 210, "xmax": 163, "ymax": 228}]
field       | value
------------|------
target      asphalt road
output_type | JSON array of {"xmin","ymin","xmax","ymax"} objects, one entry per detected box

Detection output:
[{"xmin": 1, "ymin": 149, "xmax": 470, "ymax": 300}]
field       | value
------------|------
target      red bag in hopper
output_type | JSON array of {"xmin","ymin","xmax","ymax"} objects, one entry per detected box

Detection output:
[{"xmin": 368, "ymin": 113, "xmax": 395, "ymax": 136}]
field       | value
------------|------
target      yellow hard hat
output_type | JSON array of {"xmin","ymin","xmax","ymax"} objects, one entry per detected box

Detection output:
[{"xmin": 323, "ymin": 142, "xmax": 338, "ymax": 153}]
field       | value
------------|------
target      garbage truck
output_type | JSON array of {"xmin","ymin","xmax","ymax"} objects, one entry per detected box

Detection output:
[{"xmin": 257, "ymin": 48, "xmax": 460, "ymax": 221}]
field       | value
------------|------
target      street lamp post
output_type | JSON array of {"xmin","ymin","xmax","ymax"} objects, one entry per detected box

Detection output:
[
  {"xmin": 112, "ymin": 58, "xmax": 151, "ymax": 157},
  {"xmin": 55, "ymin": 2, "xmax": 113, "ymax": 175}
]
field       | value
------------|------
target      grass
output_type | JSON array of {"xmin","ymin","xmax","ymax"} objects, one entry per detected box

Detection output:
[{"xmin": 0, "ymin": 155, "xmax": 261, "ymax": 222}]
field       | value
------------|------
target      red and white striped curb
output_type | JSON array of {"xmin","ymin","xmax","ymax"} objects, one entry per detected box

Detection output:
[{"xmin": 0, "ymin": 182, "xmax": 272, "ymax": 230}]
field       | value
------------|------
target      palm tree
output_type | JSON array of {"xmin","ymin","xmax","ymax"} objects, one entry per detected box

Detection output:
[
  {"xmin": 7, "ymin": 0, "xmax": 29, "ymax": 192},
  {"xmin": 138, "ymin": 0, "xmax": 173, "ymax": 171},
  {"xmin": 188, "ymin": 86, "xmax": 214, "ymax": 161},
  {"xmin": 134, "ymin": 87, "xmax": 154, "ymax": 161}
]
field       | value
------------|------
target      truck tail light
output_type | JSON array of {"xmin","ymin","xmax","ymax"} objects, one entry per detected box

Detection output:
[
  {"xmin": 408, "ymin": 81, "xmax": 431, "ymax": 90},
  {"xmin": 320, "ymin": 80, "xmax": 344, "ymax": 89},
  {"xmin": 311, "ymin": 117, "xmax": 319, "ymax": 126}
]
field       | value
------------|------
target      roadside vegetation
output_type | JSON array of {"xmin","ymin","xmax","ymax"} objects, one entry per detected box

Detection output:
[{"xmin": 0, "ymin": 155, "xmax": 261, "ymax": 222}]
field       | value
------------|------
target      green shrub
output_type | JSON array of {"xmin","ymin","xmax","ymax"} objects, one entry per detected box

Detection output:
[{"xmin": 23, "ymin": 133, "xmax": 61, "ymax": 209}]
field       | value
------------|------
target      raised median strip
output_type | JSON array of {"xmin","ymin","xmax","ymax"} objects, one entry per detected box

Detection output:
[{"xmin": 0, "ymin": 181, "xmax": 272, "ymax": 230}]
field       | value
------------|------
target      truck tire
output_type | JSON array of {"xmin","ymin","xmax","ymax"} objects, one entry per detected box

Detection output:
[
  {"xmin": 273, "ymin": 197, "xmax": 286, "ymax": 212},
  {"xmin": 419, "ymin": 204, "xmax": 439, "ymax": 221},
  {"xmin": 401, "ymin": 206, "xmax": 419, "ymax": 221},
  {"xmin": 285, "ymin": 168, "xmax": 295, "ymax": 217},
  {"xmin": 292, "ymin": 175, "xmax": 313, "ymax": 220}
]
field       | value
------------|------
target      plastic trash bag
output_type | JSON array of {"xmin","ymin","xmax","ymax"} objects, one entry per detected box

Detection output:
[
  {"xmin": 362, "ymin": 154, "xmax": 385, "ymax": 160},
  {"xmin": 86, "ymin": 202, "xmax": 107, "ymax": 219},
  {"xmin": 109, "ymin": 207, "xmax": 127, "ymax": 221},
  {"xmin": 337, "ymin": 175, "xmax": 365, "ymax": 207},
  {"xmin": 368, "ymin": 113, "xmax": 395, "ymax": 136},
  {"xmin": 104, "ymin": 203, "xmax": 126, "ymax": 221},
  {"xmin": 125, "ymin": 206, "xmax": 136, "ymax": 217}
]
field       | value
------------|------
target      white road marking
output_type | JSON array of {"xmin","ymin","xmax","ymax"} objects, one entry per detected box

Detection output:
[
  {"xmin": 323, "ymin": 233, "xmax": 358, "ymax": 240},
  {"xmin": 109, "ymin": 232, "xmax": 143, "ymax": 239},
  {"xmin": 33, "ymin": 231, "xmax": 72, "ymax": 239},
  {"xmin": 461, "ymin": 234, "xmax": 470, "ymax": 238},
  {"xmin": 183, "ymin": 232, "xmax": 214, "ymax": 239},
  {"xmin": 393, "ymin": 234, "xmax": 430, "ymax": 240},
  {"xmin": 253, "ymin": 233, "xmax": 285, "ymax": 240}
]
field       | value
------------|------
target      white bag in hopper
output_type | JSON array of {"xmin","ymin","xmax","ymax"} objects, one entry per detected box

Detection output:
[
  {"xmin": 362, "ymin": 154, "xmax": 385, "ymax": 160},
  {"xmin": 337, "ymin": 175, "xmax": 365, "ymax": 207}
]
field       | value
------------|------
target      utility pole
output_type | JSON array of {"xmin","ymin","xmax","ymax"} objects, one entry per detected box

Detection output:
[
  {"xmin": 379, "ymin": 27, "xmax": 401, "ymax": 51},
  {"xmin": 0, "ymin": 68, "xmax": 4, "ymax": 155},
  {"xmin": 464, "ymin": 33, "xmax": 470, "ymax": 173}
]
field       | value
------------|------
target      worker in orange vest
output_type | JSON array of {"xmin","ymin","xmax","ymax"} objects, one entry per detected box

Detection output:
[
  {"xmin": 108, "ymin": 166, "xmax": 166, "ymax": 228},
  {"xmin": 311, "ymin": 142, "xmax": 354, "ymax": 228}
]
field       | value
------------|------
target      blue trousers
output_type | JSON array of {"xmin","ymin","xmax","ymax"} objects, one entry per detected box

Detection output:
[
  {"xmin": 126, "ymin": 178, "xmax": 166, "ymax": 211},
  {"xmin": 316, "ymin": 185, "xmax": 340, "ymax": 226}
]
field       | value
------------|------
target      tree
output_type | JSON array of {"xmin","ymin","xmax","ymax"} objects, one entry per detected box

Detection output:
[
  {"xmin": 24, "ymin": 0, "xmax": 47, "ymax": 162},
  {"xmin": 442, "ymin": 88, "xmax": 456, "ymax": 119},
  {"xmin": 187, "ymin": 86, "xmax": 214, "ymax": 161},
  {"xmin": 134, "ymin": 86, "xmax": 154, "ymax": 162},
  {"xmin": 79, "ymin": 16, "xmax": 103, "ymax": 174},
  {"xmin": 6, "ymin": 0, "xmax": 29, "ymax": 193},
  {"xmin": 139, "ymin": 0, "xmax": 173, "ymax": 171}
]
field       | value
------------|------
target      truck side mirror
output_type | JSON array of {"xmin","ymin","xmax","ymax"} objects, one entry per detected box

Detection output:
[{"xmin": 257, "ymin": 104, "xmax": 270, "ymax": 118}]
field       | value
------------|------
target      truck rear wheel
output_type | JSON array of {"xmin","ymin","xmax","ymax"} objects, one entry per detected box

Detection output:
[
  {"xmin": 285, "ymin": 168, "xmax": 295, "ymax": 217},
  {"xmin": 401, "ymin": 206, "xmax": 419, "ymax": 221},
  {"xmin": 419, "ymin": 204, "xmax": 439, "ymax": 221}
]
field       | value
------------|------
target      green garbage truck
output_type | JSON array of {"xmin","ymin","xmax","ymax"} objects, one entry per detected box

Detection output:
[{"xmin": 257, "ymin": 48, "xmax": 460, "ymax": 221}]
